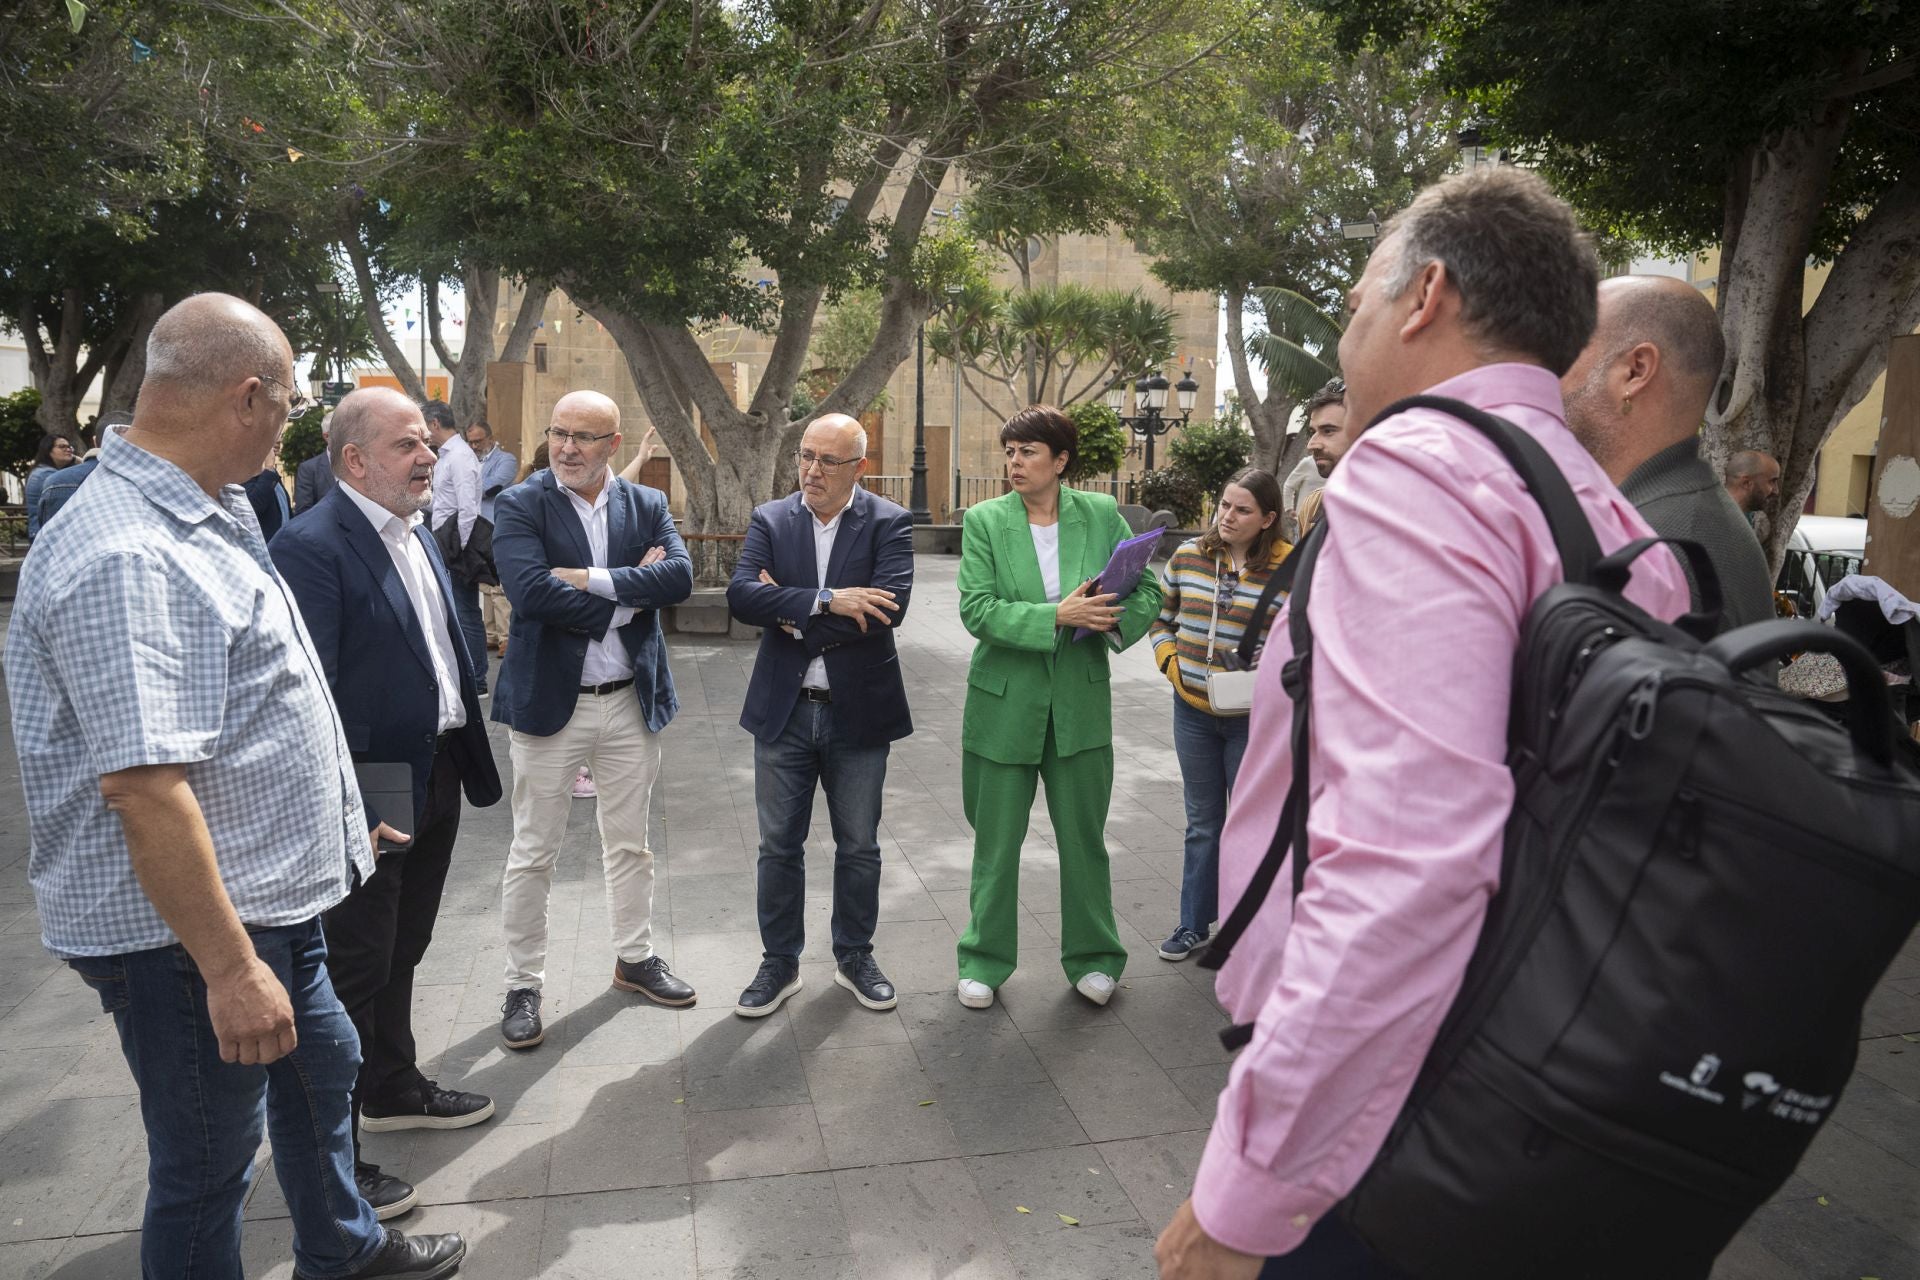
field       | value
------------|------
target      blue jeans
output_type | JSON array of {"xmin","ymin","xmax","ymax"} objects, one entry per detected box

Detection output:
[
  {"xmin": 69, "ymin": 919, "xmax": 383, "ymax": 1280},
  {"xmin": 753, "ymin": 698, "xmax": 889, "ymax": 964},
  {"xmin": 1172, "ymin": 694, "xmax": 1250, "ymax": 936},
  {"xmin": 452, "ymin": 579, "xmax": 488, "ymax": 688}
]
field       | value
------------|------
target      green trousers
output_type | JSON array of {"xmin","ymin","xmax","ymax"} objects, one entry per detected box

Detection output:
[{"xmin": 956, "ymin": 720, "xmax": 1127, "ymax": 988}]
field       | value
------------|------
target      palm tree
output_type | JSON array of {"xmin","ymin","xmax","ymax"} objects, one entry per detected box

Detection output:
[{"xmin": 1247, "ymin": 285, "xmax": 1344, "ymax": 403}]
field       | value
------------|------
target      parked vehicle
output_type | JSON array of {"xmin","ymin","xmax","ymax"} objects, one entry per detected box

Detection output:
[{"xmin": 1776, "ymin": 515, "xmax": 1868, "ymax": 617}]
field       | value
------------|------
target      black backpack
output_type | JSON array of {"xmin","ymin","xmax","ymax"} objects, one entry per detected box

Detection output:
[{"xmin": 1202, "ymin": 395, "xmax": 1920, "ymax": 1279}]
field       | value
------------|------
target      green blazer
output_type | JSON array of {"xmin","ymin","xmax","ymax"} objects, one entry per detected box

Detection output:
[{"xmin": 957, "ymin": 487, "xmax": 1162, "ymax": 765}]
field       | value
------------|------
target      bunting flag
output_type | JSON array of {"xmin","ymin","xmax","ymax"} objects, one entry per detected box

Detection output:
[
  {"xmin": 405, "ymin": 320, "xmax": 416, "ymax": 331},
  {"xmin": 552, "ymin": 320, "xmax": 563, "ymax": 332},
  {"xmin": 377, "ymin": 199, "xmax": 391, "ymax": 214},
  {"xmin": 286, "ymin": 147, "xmax": 303, "ymax": 162},
  {"xmin": 130, "ymin": 38, "xmax": 153, "ymax": 61},
  {"xmin": 241, "ymin": 117, "xmax": 265, "ymax": 134},
  {"xmin": 65, "ymin": 0, "xmax": 86, "ymax": 33}
]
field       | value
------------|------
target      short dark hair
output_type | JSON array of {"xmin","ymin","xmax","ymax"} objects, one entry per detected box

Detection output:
[
  {"xmin": 1377, "ymin": 167, "xmax": 1600, "ymax": 376},
  {"xmin": 999, "ymin": 404, "xmax": 1076, "ymax": 469},
  {"xmin": 1303, "ymin": 377, "xmax": 1346, "ymax": 418},
  {"xmin": 466, "ymin": 418, "xmax": 494, "ymax": 438},
  {"xmin": 419, "ymin": 399, "xmax": 457, "ymax": 432}
]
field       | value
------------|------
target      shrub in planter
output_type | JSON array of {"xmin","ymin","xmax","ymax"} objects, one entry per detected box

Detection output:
[{"xmin": 1135, "ymin": 466, "xmax": 1206, "ymax": 527}]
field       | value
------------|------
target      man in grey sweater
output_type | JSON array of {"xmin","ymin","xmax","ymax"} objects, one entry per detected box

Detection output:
[{"xmin": 1561, "ymin": 275, "xmax": 1774, "ymax": 631}]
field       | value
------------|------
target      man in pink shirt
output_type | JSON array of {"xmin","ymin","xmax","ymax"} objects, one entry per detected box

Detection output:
[{"xmin": 1155, "ymin": 169, "xmax": 1691, "ymax": 1278}]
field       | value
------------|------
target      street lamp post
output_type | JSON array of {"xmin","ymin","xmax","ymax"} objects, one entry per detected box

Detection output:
[
  {"xmin": 1110, "ymin": 363, "xmax": 1201, "ymax": 471},
  {"xmin": 316, "ymin": 280, "xmax": 348, "ymax": 405},
  {"xmin": 909, "ymin": 319, "xmax": 930, "ymax": 524}
]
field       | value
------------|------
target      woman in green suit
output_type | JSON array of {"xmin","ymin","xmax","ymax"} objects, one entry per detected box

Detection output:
[{"xmin": 954, "ymin": 406, "xmax": 1162, "ymax": 1009}]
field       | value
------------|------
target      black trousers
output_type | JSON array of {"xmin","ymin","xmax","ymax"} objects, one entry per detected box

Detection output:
[
  {"xmin": 1260, "ymin": 1215, "xmax": 1410, "ymax": 1279},
  {"xmin": 324, "ymin": 745, "xmax": 464, "ymax": 1154}
]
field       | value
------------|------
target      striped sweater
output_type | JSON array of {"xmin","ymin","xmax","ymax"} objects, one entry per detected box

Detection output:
[{"xmin": 1150, "ymin": 538, "xmax": 1292, "ymax": 712}]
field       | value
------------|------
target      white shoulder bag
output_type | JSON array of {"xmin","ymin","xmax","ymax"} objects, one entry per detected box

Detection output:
[{"xmin": 1203, "ymin": 558, "xmax": 1256, "ymax": 716}]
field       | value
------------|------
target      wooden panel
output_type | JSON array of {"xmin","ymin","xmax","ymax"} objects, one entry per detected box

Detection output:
[
  {"xmin": 485, "ymin": 361, "xmax": 537, "ymax": 461},
  {"xmin": 1864, "ymin": 333, "xmax": 1920, "ymax": 598},
  {"xmin": 639, "ymin": 457, "xmax": 672, "ymax": 500},
  {"xmin": 924, "ymin": 421, "xmax": 953, "ymax": 522}
]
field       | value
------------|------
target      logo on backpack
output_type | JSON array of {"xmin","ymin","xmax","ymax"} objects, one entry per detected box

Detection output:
[
  {"xmin": 1742, "ymin": 1071, "xmax": 1782, "ymax": 1111},
  {"xmin": 1658, "ymin": 1052, "xmax": 1726, "ymax": 1104}
]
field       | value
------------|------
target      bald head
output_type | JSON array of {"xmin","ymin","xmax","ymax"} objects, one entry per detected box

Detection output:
[
  {"xmin": 796, "ymin": 412, "xmax": 870, "ymax": 519},
  {"xmin": 144, "ymin": 293, "xmax": 293, "ymax": 400},
  {"xmin": 548, "ymin": 390, "xmax": 624, "ymax": 497},
  {"xmin": 329, "ymin": 387, "xmax": 421, "ymax": 475},
  {"xmin": 1561, "ymin": 275, "xmax": 1726, "ymax": 483},
  {"xmin": 330, "ymin": 387, "xmax": 437, "ymax": 517},
  {"xmin": 1725, "ymin": 448, "xmax": 1781, "ymax": 514}
]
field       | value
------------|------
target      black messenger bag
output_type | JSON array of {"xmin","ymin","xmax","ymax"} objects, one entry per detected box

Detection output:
[{"xmin": 1201, "ymin": 395, "xmax": 1920, "ymax": 1279}]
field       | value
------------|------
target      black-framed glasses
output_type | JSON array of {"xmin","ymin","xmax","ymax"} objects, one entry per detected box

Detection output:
[
  {"xmin": 258, "ymin": 373, "xmax": 310, "ymax": 414},
  {"xmin": 547, "ymin": 426, "xmax": 618, "ymax": 447},
  {"xmin": 794, "ymin": 449, "xmax": 859, "ymax": 472}
]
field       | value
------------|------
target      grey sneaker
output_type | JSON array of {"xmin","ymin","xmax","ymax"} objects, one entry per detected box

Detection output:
[{"xmin": 501, "ymin": 987, "xmax": 543, "ymax": 1049}]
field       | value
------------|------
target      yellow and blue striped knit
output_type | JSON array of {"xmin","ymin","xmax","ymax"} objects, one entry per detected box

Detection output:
[{"xmin": 1149, "ymin": 537, "xmax": 1292, "ymax": 712}]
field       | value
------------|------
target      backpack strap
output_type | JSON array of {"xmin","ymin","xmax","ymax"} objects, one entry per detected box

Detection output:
[
  {"xmin": 1196, "ymin": 396, "xmax": 1607, "ymax": 1052},
  {"xmin": 1233, "ymin": 543, "xmax": 1302, "ymax": 669}
]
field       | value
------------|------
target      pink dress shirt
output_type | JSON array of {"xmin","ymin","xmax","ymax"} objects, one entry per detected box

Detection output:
[{"xmin": 1193, "ymin": 363, "xmax": 1692, "ymax": 1257}]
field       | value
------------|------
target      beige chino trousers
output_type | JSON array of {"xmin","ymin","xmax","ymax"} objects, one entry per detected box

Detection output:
[{"xmin": 502, "ymin": 688, "xmax": 661, "ymax": 989}]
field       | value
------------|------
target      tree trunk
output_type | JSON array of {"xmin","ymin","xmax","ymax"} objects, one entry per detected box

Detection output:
[
  {"xmin": 21, "ymin": 288, "xmax": 108, "ymax": 438},
  {"xmin": 1224, "ymin": 286, "xmax": 1291, "ymax": 470},
  {"xmin": 99, "ymin": 290, "xmax": 165, "ymax": 423},
  {"xmin": 344, "ymin": 230, "xmax": 426, "ymax": 402},
  {"xmin": 501, "ymin": 282, "xmax": 549, "ymax": 363},
  {"xmin": 431, "ymin": 265, "xmax": 501, "ymax": 426},
  {"xmin": 1703, "ymin": 74, "xmax": 1920, "ymax": 573}
]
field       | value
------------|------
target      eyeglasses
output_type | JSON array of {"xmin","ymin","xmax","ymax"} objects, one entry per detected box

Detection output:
[
  {"xmin": 258, "ymin": 373, "xmax": 310, "ymax": 414},
  {"xmin": 794, "ymin": 450, "xmax": 860, "ymax": 473},
  {"xmin": 547, "ymin": 427, "xmax": 618, "ymax": 447}
]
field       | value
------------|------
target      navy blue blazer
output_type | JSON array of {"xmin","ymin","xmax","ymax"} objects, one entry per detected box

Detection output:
[
  {"xmin": 491, "ymin": 469, "xmax": 692, "ymax": 737},
  {"xmin": 268, "ymin": 486, "xmax": 502, "ymax": 824},
  {"xmin": 727, "ymin": 487, "xmax": 914, "ymax": 749}
]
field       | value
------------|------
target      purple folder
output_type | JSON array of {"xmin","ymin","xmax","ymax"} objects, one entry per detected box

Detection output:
[{"xmin": 1073, "ymin": 526, "xmax": 1165, "ymax": 641}]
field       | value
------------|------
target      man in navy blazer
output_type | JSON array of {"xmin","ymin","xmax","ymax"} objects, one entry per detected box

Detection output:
[
  {"xmin": 726, "ymin": 413, "xmax": 914, "ymax": 1018},
  {"xmin": 269, "ymin": 387, "xmax": 504, "ymax": 1221},
  {"xmin": 491, "ymin": 390, "xmax": 697, "ymax": 1051}
]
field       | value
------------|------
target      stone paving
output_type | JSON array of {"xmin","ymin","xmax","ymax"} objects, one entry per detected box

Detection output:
[{"xmin": 0, "ymin": 555, "xmax": 1913, "ymax": 1278}]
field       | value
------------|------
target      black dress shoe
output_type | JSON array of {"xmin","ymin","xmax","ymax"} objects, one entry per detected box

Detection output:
[
  {"xmin": 294, "ymin": 1226, "xmax": 464, "ymax": 1279},
  {"xmin": 354, "ymin": 1163, "xmax": 418, "ymax": 1222},
  {"xmin": 734, "ymin": 959, "xmax": 801, "ymax": 1018},
  {"xmin": 362, "ymin": 1079, "xmax": 496, "ymax": 1132},
  {"xmin": 833, "ymin": 953, "xmax": 898, "ymax": 1010},
  {"xmin": 613, "ymin": 955, "xmax": 697, "ymax": 1007},
  {"xmin": 501, "ymin": 987, "xmax": 543, "ymax": 1050}
]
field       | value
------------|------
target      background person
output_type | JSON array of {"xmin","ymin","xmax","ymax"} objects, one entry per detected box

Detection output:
[
  {"xmin": 466, "ymin": 418, "xmax": 519, "ymax": 655},
  {"xmin": 1562, "ymin": 275, "xmax": 1774, "ymax": 629},
  {"xmin": 424, "ymin": 399, "xmax": 490, "ymax": 694},
  {"xmin": 4, "ymin": 292, "xmax": 460, "ymax": 1280},
  {"xmin": 953, "ymin": 405, "xmax": 1161, "ymax": 1011},
  {"xmin": 270, "ymin": 387, "xmax": 505, "ymax": 1219},
  {"xmin": 294, "ymin": 414, "xmax": 338, "ymax": 512},
  {"xmin": 725, "ymin": 413, "xmax": 914, "ymax": 1018},
  {"xmin": 1295, "ymin": 378, "xmax": 1354, "ymax": 537},
  {"xmin": 1724, "ymin": 448, "xmax": 1781, "ymax": 526},
  {"xmin": 491, "ymin": 390, "xmax": 697, "ymax": 1050},
  {"xmin": 1149, "ymin": 467, "xmax": 1290, "ymax": 962},
  {"xmin": 35, "ymin": 410, "xmax": 126, "ymax": 530},
  {"xmin": 243, "ymin": 444, "xmax": 293, "ymax": 540},
  {"xmin": 23, "ymin": 432, "xmax": 76, "ymax": 539}
]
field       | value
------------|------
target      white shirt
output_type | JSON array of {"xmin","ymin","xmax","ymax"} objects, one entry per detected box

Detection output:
[
  {"xmin": 340, "ymin": 483, "xmax": 467, "ymax": 732},
  {"xmin": 431, "ymin": 434, "xmax": 483, "ymax": 546},
  {"xmin": 801, "ymin": 501, "xmax": 848, "ymax": 691},
  {"xmin": 1029, "ymin": 522, "xmax": 1062, "ymax": 603},
  {"xmin": 561, "ymin": 468, "xmax": 638, "ymax": 686}
]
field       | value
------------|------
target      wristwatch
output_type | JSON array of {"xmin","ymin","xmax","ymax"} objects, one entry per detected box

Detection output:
[{"xmin": 816, "ymin": 588, "xmax": 834, "ymax": 614}]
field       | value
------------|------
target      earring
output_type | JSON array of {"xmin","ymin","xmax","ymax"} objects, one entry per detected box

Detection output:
[{"xmin": 1621, "ymin": 396, "xmax": 1633, "ymax": 415}]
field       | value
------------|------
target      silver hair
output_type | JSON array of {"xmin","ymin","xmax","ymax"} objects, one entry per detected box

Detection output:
[
  {"xmin": 1373, "ymin": 168, "xmax": 1600, "ymax": 377},
  {"xmin": 144, "ymin": 293, "xmax": 290, "ymax": 394}
]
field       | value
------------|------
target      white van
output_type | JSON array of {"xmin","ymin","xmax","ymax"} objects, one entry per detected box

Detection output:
[{"xmin": 1777, "ymin": 515, "xmax": 1868, "ymax": 617}]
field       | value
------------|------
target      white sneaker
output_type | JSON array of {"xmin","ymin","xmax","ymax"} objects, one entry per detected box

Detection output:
[
  {"xmin": 1074, "ymin": 972, "xmax": 1117, "ymax": 1006},
  {"xmin": 957, "ymin": 978, "xmax": 994, "ymax": 1009}
]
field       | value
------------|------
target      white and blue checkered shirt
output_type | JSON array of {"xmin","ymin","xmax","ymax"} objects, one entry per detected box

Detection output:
[{"xmin": 6, "ymin": 426, "xmax": 372, "ymax": 958}]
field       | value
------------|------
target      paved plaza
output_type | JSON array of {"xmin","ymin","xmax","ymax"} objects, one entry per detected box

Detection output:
[{"xmin": 0, "ymin": 554, "xmax": 1915, "ymax": 1278}]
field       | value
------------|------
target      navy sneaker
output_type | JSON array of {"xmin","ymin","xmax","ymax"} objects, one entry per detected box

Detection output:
[
  {"xmin": 1157, "ymin": 926, "xmax": 1208, "ymax": 962},
  {"xmin": 735, "ymin": 959, "xmax": 801, "ymax": 1018}
]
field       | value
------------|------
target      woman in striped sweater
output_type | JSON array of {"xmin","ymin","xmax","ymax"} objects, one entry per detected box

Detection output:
[{"xmin": 1149, "ymin": 467, "xmax": 1290, "ymax": 960}]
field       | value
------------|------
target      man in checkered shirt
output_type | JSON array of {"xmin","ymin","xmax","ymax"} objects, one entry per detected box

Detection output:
[{"xmin": 5, "ymin": 294, "xmax": 466, "ymax": 1280}]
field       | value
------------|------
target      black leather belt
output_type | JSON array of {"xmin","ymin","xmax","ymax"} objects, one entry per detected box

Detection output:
[
  {"xmin": 800, "ymin": 687, "xmax": 832, "ymax": 703},
  {"xmin": 581, "ymin": 677, "xmax": 635, "ymax": 696}
]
